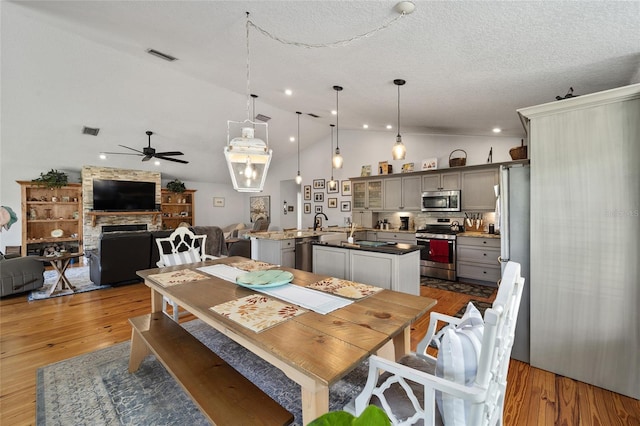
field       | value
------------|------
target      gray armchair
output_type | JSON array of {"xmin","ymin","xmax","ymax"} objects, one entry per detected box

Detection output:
[{"xmin": 1, "ymin": 255, "xmax": 45, "ymax": 297}]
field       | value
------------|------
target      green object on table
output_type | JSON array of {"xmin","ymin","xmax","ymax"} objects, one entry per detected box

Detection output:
[
  {"xmin": 236, "ymin": 269, "xmax": 293, "ymax": 288},
  {"xmin": 356, "ymin": 241, "xmax": 388, "ymax": 247}
]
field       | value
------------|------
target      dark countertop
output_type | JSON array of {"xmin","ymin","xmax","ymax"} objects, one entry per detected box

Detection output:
[{"xmin": 312, "ymin": 240, "xmax": 422, "ymax": 255}]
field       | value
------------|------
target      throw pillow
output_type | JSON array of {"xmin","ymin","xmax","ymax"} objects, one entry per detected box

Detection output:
[
  {"xmin": 435, "ymin": 302, "xmax": 485, "ymax": 426},
  {"xmin": 161, "ymin": 248, "xmax": 202, "ymax": 266}
]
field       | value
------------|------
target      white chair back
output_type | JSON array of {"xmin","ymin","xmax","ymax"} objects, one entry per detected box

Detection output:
[{"xmin": 155, "ymin": 227, "xmax": 207, "ymax": 267}]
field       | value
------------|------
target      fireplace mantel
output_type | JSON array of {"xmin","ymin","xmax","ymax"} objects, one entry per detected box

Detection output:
[{"xmin": 87, "ymin": 211, "xmax": 161, "ymax": 227}]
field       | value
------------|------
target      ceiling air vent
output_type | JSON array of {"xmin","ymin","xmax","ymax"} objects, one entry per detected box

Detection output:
[
  {"xmin": 82, "ymin": 126, "xmax": 100, "ymax": 136},
  {"xmin": 255, "ymin": 114, "xmax": 271, "ymax": 122},
  {"xmin": 146, "ymin": 48, "xmax": 178, "ymax": 62},
  {"xmin": 307, "ymin": 113, "xmax": 320, "ymax": 118}
]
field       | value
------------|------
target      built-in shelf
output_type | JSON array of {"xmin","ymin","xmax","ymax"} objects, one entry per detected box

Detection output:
[{"xmin": 87, "ymin": 211, "xmax": 161, "ymax": 227}]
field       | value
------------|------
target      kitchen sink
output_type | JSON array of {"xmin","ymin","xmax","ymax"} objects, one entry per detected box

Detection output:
[{"xmin": 352, "ymin": 240, "xmax": 389, "ymax": 247}]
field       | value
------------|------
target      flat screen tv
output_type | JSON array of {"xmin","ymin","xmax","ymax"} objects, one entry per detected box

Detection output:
[{"xmin": 92, "ymin": 179, "xmax": 156, "ymax": 212}]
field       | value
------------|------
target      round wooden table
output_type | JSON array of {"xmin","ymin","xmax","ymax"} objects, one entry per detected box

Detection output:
[{"xmin": 34, "ymin": 252, "xmax": 84, "ymax": 296}]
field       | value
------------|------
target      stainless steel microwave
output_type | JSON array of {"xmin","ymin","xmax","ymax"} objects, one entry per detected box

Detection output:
[{"xmin": 421, "ymin": 190, "xmax": 461, "ymax": 212}]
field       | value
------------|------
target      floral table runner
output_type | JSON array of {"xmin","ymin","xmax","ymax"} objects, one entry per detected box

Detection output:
[
  {"xmin": 148, "ymin": 269, "xmax": 209, "ymax": 287},
  {"xmin": 210, "ymin": 294, "xmax": 306, "ymax": 332},
  {"xmin": 306, "ymin": 277, "xmax": 383, "ymax": 300}
]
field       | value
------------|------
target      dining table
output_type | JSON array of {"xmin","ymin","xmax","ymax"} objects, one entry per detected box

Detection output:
[{"xmin": 135, "ymin": 256, "xmax": 437, "ymax": 424}]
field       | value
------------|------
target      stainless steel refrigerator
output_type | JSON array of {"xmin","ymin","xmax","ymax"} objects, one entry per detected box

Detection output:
[{"xmin": 498, "ymin": 164, "xmax": 530, "ymax": 363}]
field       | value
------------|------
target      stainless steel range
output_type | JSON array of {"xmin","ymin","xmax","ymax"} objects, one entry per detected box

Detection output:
[{"xmin": 416, "ymin": 220, "xmax": 462, "ymax": 281}]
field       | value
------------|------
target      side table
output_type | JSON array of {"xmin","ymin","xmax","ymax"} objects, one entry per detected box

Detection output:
[{"xmin": 34, "ymin": 252, "xmax": 84, "ymax": 296}]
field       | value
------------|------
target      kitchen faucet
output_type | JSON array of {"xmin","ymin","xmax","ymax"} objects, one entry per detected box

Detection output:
[{"xmin": 313, "ymin": 212, "xmax": 328, "ymax": 231}]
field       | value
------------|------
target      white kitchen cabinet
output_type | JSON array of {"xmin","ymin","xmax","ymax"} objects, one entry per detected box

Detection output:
[
  {"xmin": 352, "ymin": 180, "xmax": 383, "ymax": 210},
  {"xmin": 313, "ymin": 244, "xmax": 420, "ymax": 295},
  {"xmin": 383, "ymin": 176, "xmax": 421, "ymax": 211},
  {"xmin": 250, "ymin": 238, "xmax": 295, "ymax": 268},
  {"xmin": 421, "ymin": 171, "xmax": 461, "ymax": 191},
  {"xmin": 351, "ymin": 210, "xmax": 376, "ymax": 228},
  {"xmin": 461, "ymin": 168, "xmax": 498, "ymax": 211},
  {"xmin": 456, "ymin": 236, "xmax": 500, "ymax": 284}
]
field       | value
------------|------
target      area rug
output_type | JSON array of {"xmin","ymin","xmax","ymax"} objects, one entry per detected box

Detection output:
[
  {"xmin": 28, "ymin": 266, "xmax": 109, "ymax": 301},
  {"xmin": 454, "ymin": 300, "xmax": 493, "ymax": 318},
  {"xmin": 36, "ymin": 319, "xmax": 368, "ymax": 426},
  {"xmin": 421, "ymin": 277, "xmax": 496, "ymax": 299}
]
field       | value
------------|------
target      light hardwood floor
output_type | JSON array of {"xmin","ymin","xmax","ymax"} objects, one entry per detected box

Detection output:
[{"xmin": 1, "ymin": 270, "xmax": 638, "ymax": 425}]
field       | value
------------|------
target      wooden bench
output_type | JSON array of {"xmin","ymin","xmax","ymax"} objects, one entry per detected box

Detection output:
[{"xmin": 128, "ymin": 313, "xmax": 294, "ymax": 426}]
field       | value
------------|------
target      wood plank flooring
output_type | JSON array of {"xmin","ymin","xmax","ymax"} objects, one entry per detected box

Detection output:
[{"xmin": 1, "ymin": 271, "xmax": 638, "ymax": 425}]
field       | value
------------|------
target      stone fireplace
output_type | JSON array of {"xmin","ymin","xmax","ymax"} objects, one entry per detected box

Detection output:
[{"xmin": 81, "ymin": 166, "xmax": 161, "ymax": 251}]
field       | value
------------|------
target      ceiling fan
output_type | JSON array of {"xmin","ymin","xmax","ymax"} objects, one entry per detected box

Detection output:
[{"xmin": 104, "ymin": 131, "xmax": 188, "ymax": 164}]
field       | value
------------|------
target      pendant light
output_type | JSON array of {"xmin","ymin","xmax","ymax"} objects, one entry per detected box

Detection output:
[
  {"xmin": 295, "ymin": 111, "xmax": 302, "ymax": 185},
  {"xmin": 332, "ymin": 85, "xmax": 344, "ymax": 169},
  {"xmin": 224, "ymin": 12, "xmax": 272, "ymax": 192},
  {"xmin": 392, "ymin": 79, "xmax": 407, "ymax": 160},
  {"xmin": 328, "ymin": 124, "xmax": 337, "ymax": 190}
]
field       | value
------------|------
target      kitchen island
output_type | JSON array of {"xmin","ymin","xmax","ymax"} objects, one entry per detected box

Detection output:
[{"xmin": 312, "ymin": 240, "xmax": 422, "ymax": 295}]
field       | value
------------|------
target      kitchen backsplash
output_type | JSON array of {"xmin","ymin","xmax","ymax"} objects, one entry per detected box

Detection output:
[{"xmin": 375, "ymin": 211, "xmax": 496, "ymax": 232}]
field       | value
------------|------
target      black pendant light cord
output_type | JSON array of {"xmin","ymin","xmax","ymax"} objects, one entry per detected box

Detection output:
[
  {"xmin": 333, "ymin": 86, "xmax": 343, "ymax": 151},
  {"xmin": 296, "ymin": 111, "xmax": 301, "ymax": 174},
  {"xmin": 394, "ymin": 79, "xmax": 406, "ymax": 138}
]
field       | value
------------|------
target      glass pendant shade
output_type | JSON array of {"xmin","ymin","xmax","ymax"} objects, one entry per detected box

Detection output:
[
  {"xmin": 224, "ymin": 123, "xmax": 272, "ymax": 192},
  {"xmin": 295, "ymin": 111, "xmax": 302, "ymax": 185},
  {"xmin": 332, "ymin": 148, "xmax": 343, "ymax": 169},
  {"xmin": 332, "ymin": 85, "xmax": 344, "ymax": 169},
  {"xmin": 295, "ymin": 172, "xmax": 302, "ymax": 185},
  {"xmin": 392, "ymin": 79, "xmax": 407, "ymax": 160}
]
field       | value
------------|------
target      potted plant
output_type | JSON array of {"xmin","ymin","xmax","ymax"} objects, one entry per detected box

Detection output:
[
  {"xmin": 308, "ymin": 406, "xmax": 390, "ymax": 426},
  {"xmin": 166, "ymin": 179, "xmax": 186, "ymax": 193},
  {"xmin": 32, "ymin": 169, "xmax": 68, "ymax": 189}
]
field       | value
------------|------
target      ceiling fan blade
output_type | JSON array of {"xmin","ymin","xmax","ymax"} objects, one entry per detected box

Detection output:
[
  {"xmin": 155, "ymin": 155, "xmax": 189, "ymax": 164},
  {"xmin": 101, "ymin": 151, "xmax": 143, "ymax": 156},
  {"xmin": 118, "ymin": 144, "xmax": 144, "ymax": 154},
  {"xmin": 154, "ymin": 151, "xmax": 184, "ymax": 156},
  {"xmin": 141, "ymin": 155, "xmax": 153, "ymax": 162}
]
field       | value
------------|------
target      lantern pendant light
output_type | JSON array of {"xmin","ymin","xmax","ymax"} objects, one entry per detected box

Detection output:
[
  {"xmin": 328, "ymin": 124, "xmax": 337, "ymax": 190},
  {"xmin": 392, "ymin": 79, "xmax": 407, "ymax": 160},
  {"xmin": 295, "ymin": 111, "xmax": 302, "ymax": 185},
  {"xmin": 332, "ymin": 85, "xmax": 344, "ymax": 169}
]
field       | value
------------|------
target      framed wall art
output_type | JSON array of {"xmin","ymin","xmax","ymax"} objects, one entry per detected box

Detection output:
[
  {"xmin": 327, "ymin": 181, "xmax": 339, "ymax": 193},
  {"xmin": 340, "ymin": 201, "xmax": 351, "ymax": 212},
  {"xmin": 313, "ymin": 179, "xmax": 325, "ymax": 189},
  {"xmin": 303, "ymin": 185, "xmax": 311, "ymax": 200},
  {"xmin": 314, "ymin": 192, "xmax": 324, "ymax": 202},
  {"xmin": 328, "ymin": 198, "xmax": 338, "ymax": 208},
  {"xmin": 213, "ymin": 197, "xmax": 225, "ymax": 207},
  {"xmin": 315, "ymin": 205, "xmax": 323, "ymax": 214},
  {"xmin": 341, "ymin": 180, "xmax": 351, "ymax": 196},
  {"xmin": 249, "ymin": 195, "xmax": 270, "ymax": 222},
  {"xmin": 304, "ymin": 203, "xmax": 311, "ymax": 214}
]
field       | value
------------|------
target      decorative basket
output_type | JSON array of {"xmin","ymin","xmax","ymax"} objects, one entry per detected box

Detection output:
[
  {"xmin": 509, "ymin": 139, "xmax": 528, "ymax": 160},
  {"xmin": 449, "ymin": 149, "xmax": 467, "ymax": 167}
]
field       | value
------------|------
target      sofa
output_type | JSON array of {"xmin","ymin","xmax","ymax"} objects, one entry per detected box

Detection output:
[
  {"xmin": 0, "ymin": 254, "xmax": 45, "ymax": 297},
  {"xmin": 88, "ymin": 226, "xmax": 226, "ymax": 286}
]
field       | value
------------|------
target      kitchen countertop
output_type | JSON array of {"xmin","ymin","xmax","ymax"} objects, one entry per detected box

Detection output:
[
  {"xmin": 248, "ymin": 230, "xmax": 339, "ymax": 240},
  {"xmin": 312, "ymin": 240, "xmax": 422, "ymax": 255},
  {"xmin": 457, "ymin": 231, "xmax": 501, "ymax": 239}
]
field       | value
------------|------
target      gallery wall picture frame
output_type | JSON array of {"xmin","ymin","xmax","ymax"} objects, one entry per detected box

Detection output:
[
  {"xmin": 315, "ymin": 205, "xmax": 323, "ymax": 214},
  {"xmin": 340, "ymin": 201, "xmax": 351, "ymax": 212},
  {"xmin": 341, "ymin": 180, "xmax": 352, "ymax": 196},
  {"xmin": 314, "ymin": 192, "xmax": 324, "ymax": 202},
  {"xmin": 303, "ymin": 185, "xmax": 312, "ymax": 200},
  {"xmin": 249, "ymin": 195, "xmax": 270, "ymax": 222},
  {"xmin": 328, "ymin": 198, "xmax": 338, "ymax": 208},
  {"xmin": 313, "ymin": 179, "xmax": 326, "ymax": 189},
  {"xmin": 327, "ymin": 181, "xmax": 339, "ymax": 193},
  {"xmin": 304, "ymin": 203, "xmax": 311, "ymax": 214},
  {"xmin": 213, "ymin": 197, "xmax": 225, "ymax": 207}
]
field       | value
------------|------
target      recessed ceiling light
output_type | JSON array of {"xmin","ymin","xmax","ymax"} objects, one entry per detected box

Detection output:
[
  {"xmin": 386, "ymin": 124, "xmax": 393, "ymax": 130},
  {"xmin": 363, "ymin": 124, "xmax": 369, "ymax": 129},
  {"xmin": 99, "ymin": 153, "xmax": 106, "ymax": 160},
  {"xmin": 285, "ymin": 89, "xmax": 293, "ymax": 96},
  {"xmin": 290, "ymin": 136, "xmax": 295, "ymax": 142},
  {"xmin": 154, "ymin": 160, "xmax": 161, "ymax": 166},
  {"xmin": 331, "ymin": 110, "xmax": 337, "ymax": 115},
  {"xmin": 492, "ymin": 127, "xmax": 502, "ymax": 133}
]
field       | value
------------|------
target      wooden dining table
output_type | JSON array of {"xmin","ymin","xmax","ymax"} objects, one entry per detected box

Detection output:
[{"xmin": 135, "ymin": 256, "xmax": 437, "ymax": 424}]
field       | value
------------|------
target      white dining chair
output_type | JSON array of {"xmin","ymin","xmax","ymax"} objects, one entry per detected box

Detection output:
[{"xmin": 348, "ymin": 261, "xmax": 525, "ymax": 426}]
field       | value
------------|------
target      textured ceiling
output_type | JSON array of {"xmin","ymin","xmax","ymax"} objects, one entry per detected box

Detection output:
[{"xmin": 7, "ymin": 0, "xmax": 640, "ymax": 181}]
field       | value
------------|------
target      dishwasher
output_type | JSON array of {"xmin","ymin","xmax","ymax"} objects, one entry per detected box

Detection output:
[{"xmin": 295, "ymin": 236, "xmax": 319, "ymax": 272}]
